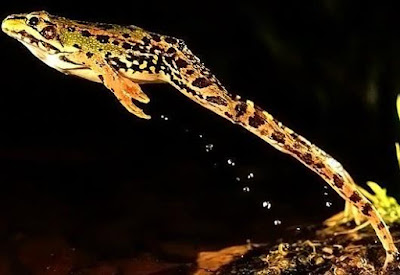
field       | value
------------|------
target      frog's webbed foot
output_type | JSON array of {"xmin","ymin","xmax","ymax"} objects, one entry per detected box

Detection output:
[
  {"xmin": 101, "ymin": 71, "xmax": 151, "ymax": 119},
  {"xmin": 383, "ymin": 251, "xmax": 400, "ymax": 272},
  {"xmin": 120, "ymin": 76, "xmax": 150, "ymax": 104}
]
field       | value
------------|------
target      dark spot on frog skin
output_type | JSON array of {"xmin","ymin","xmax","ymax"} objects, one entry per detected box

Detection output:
[
  {"xmin": 67, "ymin": 26, "xmax": 75, "ymax": 32},
  {"xmin": 164, "ymin": 36, "xmax": 177, "ymax": 44},
  {"xmin": 122, "ymin": 42, "xmax": 132, "ymax": 50},
  {"xmin": 349, "ymin": 191, "xmax": 362, "ymax": 203},
  {"xmin": 290, "ymin": 149, "xmax": 303, "ymax": 159},
  {"xmin": 81, "ymin": 30, "xmax": 91, "ymax": 37},
  {"xmin": 186, "ymin": 69, "xmax": 195, "ymax": 75},
  {"xmin": 206, "ymin": 96, "xmax": 228, "ymax": 106},
  {"xmin": 151, "ymin": 34, "xmax": 161, "ymax": 42},
  {"xmin": 224, "ymin": 112, "xmax": 233, "ymax": 119},
  {"xmin": 293, "ymin": 142, "xmax": 301, "ymax": 149},
  {"xmin": 112, "ymin": 40, "xmax": 119, "ymax": 46},
  {"xmin": 96, "ymin": 35, "xmax": 110, "ymax": 43},
  {"xmin": 86, "ymin": 52, "xmax": 94, "ymax": 58},
  {"xmin": 105, "ymin": 52, "xmax": 112, "ymax": 58},
  {"xmin": 377, "ymin": 222, "xmax": 385, "ymax": 230},
  {"xmin": 166, "ymin": 47, "xmax": 176, "ymax": 55},
  {"xmin": 177, "ymin": 40, "xmax": 186, "ymax": 51},
  {"xmin": 98, "ymin": 75, "xmax": 104, "ymax": 82},
  {"xmin": 185, "ymin": 87, "xmax": 197, "ymax": 97},
  {"xmin": 109, "ymin": 57, "xmax": 128, "ymax": 70},
  {"xmin": 149, "ymin": 45, "xmax": 162, "ymax": 54},
  {"xmin": 301, "ymin": 153, "xmax": 313, "ymax": 165},
  {"xmin": 129, "ymin": 43, "xmax": 142, "ymax": 51},
  {"xmin": 142, "ymin": 37, "xmax": 151, "ymax": 44},
  {"xmin": 333, "ymin": 174, "xmax": 344, "ymax": 188},
  {"xmin": 314, "ymin": 162, "xmax": 325, "ymax": 169},
  {"xmin": 235, "ymin": 102, "xmax": 247, "ymax": 117},
  {"xmin": 297, "ymin": 137, "xmax": 310, "ymax": 146},
  {"xmin": 291, "ymin": 132, "xmax": 299, "ymax": 139},
  {"xmin": 192, "ymin": 77, "xmax": 212, "ymax": 88},
  {"xmin": 73, "ymin": 44, "xmax": 81, "ymax": 49},
  {"xmin": 271, "ymin": 132, "xmax": 286, "ymax": 144},
  {"xmin": 248, "ymin": 112, "xmax": 265, "ymax": 128},
  {"xmin": 362, "ymin": 203, "xmax": 373, "ymax": 216},
  {"xmin": 122, "ymin": 33, "xmax": 130, "ymax": 38},
  {"xmin": 175, "ymin": 58, "xmax": 188, "ymax": 69}
]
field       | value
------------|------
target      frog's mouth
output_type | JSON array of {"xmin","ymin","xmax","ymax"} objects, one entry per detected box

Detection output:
[
  {"xmin": 5, "ymin": 29, "xmax": 87, "ymax": 74},
  {"xmin": 12, "ymin": 30, "xmax": 60, "ymax": 54}
]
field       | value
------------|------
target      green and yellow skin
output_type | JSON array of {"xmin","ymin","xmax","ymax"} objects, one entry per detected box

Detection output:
[{"xmin": 2, "ymin": 11, "xmax": 398, "ymax": 269}]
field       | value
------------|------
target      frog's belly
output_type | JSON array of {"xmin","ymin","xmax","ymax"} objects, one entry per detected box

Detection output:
[{"xmin": 42, "ymin": 54, "xmax": 101, "ymax": 83}]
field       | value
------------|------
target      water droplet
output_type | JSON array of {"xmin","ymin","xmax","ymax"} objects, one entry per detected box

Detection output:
[
  {"xmin": 323, "ymin": 192, "xmax": 328, "ymax": 196},
  {"xmin": 262, "ymin": 201, "xmax": 272, "ymax": 209},
  {"xmin": 323, "ymin": 186, "xmax": 328, "ymax": 189},
  {"xmin": 274, "ymin": 220, "xmax": 282, "ymax": 226},
  {"xmin": 247, "ymin": 172, "xmax": 254, "ymax": 179},
  {"xmin": 205, "ymin": 144, "xmax": 214, "ymax": 152},
  {"xmin": 160, "ymin": 114, "xmax": 169, "ymax": 121},
  {"xmin": 296, "ymin": 227, "xmax": 301, "ymax": 231},
  {"xmin": 199, "ymin": 134, "xmax": 203, "ymax": 138},
  {"xmin": 243, "ymin": 186, "xmax": 250, "ymax": 192},
  {"xmin": 235, "ymin": 177, "xmax": 241, "ymax": 182},
  {"xmin": 227, "ymin": 158, "xmax": 236, "ymax": 166},
  {"xmin": 325, "ymin": 201, "xmax": 332, "ymax": 207}
]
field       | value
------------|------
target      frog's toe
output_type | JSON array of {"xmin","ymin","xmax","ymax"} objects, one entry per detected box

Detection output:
[
  {"xmin": 125, "ymin": 102, "xmax": 151, "ymax": 119},
  {"xmin": 108, "ymin": 79, "xmax": 151, "ymax": 119},
  {"xmin": 382, "ymin": 250, "xmax": 400, "ymax": 271},
  {"xmin": 118, "ymin": 96, "xmax": 151, "ymax": 119},
  {"xmin": 121, "ymin": 77, "xmax": 150, "ymax": 104}
]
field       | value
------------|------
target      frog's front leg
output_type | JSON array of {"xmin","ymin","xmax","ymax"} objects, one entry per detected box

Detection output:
[{"xmin": 64, "ymin": 52, "xmax": 151, "ymax": 119}]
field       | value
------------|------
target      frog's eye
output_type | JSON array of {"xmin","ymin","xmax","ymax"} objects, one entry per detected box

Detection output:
[
  {"xmin": 41, "ymin": 26, "xmax": 57, "ymax": 39},
  {"xmin": 28, "ymin": 17, "xmax": 39, "ymax": 26}
]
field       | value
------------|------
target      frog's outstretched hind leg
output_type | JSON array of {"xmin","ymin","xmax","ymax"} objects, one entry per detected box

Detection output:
[
  {"xmin": 119, "ymin": 76, "xmax": 150, "ymax": 104},
  {"xmin": 103, "ymin": 73, "xmax": 151, "ymax": 119}
]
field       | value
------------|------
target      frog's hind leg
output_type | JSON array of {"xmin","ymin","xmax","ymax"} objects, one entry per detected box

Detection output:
[
  {"xmin": 119, "ymin": 76, "xmax": 150, "ymax": 104},
  {"xmin": 100, "ymin": 70, "xmax": 151, "ymax": 119}
]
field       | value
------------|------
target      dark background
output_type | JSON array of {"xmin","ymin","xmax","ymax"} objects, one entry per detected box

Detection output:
[{"xmin": 1, "ymin": 1, "xmax": 400, "ymax": 273}]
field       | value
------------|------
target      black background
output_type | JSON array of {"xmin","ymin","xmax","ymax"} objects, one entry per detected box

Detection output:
[{"xmin": 1, "ymin": 0, "xmax": 400, "ymax": 269}]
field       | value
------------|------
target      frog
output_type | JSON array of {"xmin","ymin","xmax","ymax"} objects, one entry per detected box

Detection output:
[{"xmin": 2, "ymin": 11, "xmax": 398, "ymax": 270}]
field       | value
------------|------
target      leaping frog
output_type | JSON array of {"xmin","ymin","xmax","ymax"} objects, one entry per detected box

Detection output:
[{"xmin": 2, "ymin": 11, "xmax": 398, "ymax": 270}]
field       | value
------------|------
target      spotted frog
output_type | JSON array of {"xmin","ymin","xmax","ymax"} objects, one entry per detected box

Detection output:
[{"xmin": 2, "ymin": 11, "xmax": 398, "ymax": 270}]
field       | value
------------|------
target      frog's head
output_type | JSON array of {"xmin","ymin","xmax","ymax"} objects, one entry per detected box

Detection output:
[{"xmin": 2, "ymin": 11, "xmax": 65, "ymax": 55}]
